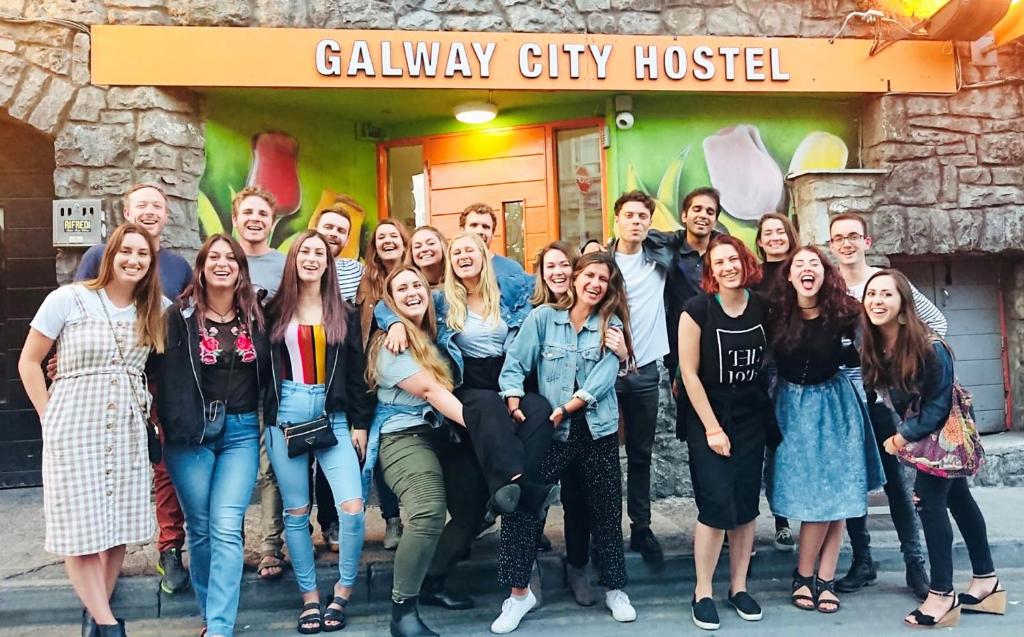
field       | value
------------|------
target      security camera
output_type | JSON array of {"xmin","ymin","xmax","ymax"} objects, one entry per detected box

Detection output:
[{"xmin": 613, "ymin": 94, "xmax": 634, "ymax": 131}]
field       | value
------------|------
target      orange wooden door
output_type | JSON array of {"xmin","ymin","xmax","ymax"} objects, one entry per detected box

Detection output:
[{"xmin": 424, "ymin": 126, "xmax": 554, "ymax": 269}]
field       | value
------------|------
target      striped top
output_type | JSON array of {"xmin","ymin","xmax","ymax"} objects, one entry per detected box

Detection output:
[
  {"xmin": 282, "ymin": 321, "xmax": 328, "ymax": 384},
  {"xmin": 336, "ymin": 258, "xmax": 364, "ymax": 303}
]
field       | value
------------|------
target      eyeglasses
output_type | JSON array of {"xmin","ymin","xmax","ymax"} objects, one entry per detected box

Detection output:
[{"xmin": 830, "ymin": 233, "xmax": 864, "ymax": 246}]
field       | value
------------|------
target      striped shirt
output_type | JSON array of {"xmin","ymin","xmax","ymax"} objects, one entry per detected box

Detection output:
[
  {"xmin": 282, "ymin": 321, "xmax": 328, "ymax": 384},
  {"xmin": 336, "ymin": 258, "xmax": 364, "ymax": 303}
]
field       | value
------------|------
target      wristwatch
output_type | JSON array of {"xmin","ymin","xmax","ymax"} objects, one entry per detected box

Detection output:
[{"xmin": 557, "ymin": 405, "xmax": 569, "ymax": 420}]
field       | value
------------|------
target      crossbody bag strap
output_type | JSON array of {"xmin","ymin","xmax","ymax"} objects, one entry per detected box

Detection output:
[{"xmin": 96, "ymin": 291, "xmax": 152, "ymax": 435}]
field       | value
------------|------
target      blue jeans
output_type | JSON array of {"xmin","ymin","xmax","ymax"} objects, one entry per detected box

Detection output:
[
  {"xmin": 267, "ymin": 380, "xmax": 366, "ymax": 592},
  {"xmin": 164, "ymin": 412, "xmax": 260, "ymax": 637}
]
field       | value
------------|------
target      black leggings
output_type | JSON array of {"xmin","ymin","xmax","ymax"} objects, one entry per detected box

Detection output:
[{"xmin": 914, "ymin": 471, "xmax": 994, "ymax": 592}]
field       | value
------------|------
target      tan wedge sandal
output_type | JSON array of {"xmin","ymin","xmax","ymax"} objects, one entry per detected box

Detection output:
[
  {"xmin": 959, "ymin": 575, "xmax": 1007, "ymax": 615},
  {"xmin": 905, "ymin": 590, "xmax": 961, "ymax": 629}
]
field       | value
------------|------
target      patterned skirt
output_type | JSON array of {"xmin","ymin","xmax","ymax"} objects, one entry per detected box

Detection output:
[{"xmin": 768, "ymin": 373, "xmax": 885, "ymax": 522}]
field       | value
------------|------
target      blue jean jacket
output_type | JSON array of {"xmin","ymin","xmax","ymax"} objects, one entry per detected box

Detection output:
[
  {"xmin": 373, "ymin": 269, "xmax": 534, "ymax": 387},
  {"xmin": 499, "ymin": 305, "xmax": 622, "ymax": 441}
]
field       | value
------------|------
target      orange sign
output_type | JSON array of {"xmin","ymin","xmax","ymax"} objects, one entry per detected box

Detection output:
[{"xmin": 91, "ymin": 26, "xmax": 956, "ymax": 93}]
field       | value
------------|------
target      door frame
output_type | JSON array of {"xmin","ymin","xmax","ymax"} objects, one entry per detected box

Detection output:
[{"xmin": 376, "ymin": 117, "xmax": 609, "ymax": 246}]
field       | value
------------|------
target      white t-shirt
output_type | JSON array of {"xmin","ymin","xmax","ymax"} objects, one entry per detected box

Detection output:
[
  {"xmin": 30, "ymin": 284, "xmax": 169, "ymax": 340},
  {"xmin": 614, "ymin": 249, "xmax": 669, "ymax": 368}
]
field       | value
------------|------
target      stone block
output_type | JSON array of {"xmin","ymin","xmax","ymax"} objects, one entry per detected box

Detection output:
[
  {"xmin": 798, "ymin": 17, "xmax": 838, "ymax": 38},
  {"xmin": 507, "ymin": 5, "xmax": 584, "ymax": 32},
  {"xmin": 909, "ymin": 128, "xmax": 966, "ymax": 146},
  {"xmin": 980, "ymin": 117, "xmax": 1024, "ymax": 134},
  {"xmin": 136, "ymin": 169, "xmax": 200, "ymax": 200},
  {"xmin": 883, "ymin": 158, "xmax": 941, "ymax": 206},
  {"xmin": 979, "ymin": 208, "xmax": 1010, "ymax": 252},
  {"xmin": 948, "ymin": 86, "xmax": 1023, "ymax": 120},
  {"xmin": 868, "ymin": 205, "xmax": 905, "ymax": 254},
  {"xmin": 67, "ymin": 86, "xmax": 106, "ymax": 121},
  {"xmin": 618, "ymin": 12, "xmax": 663, "ymax": 34},
  {"xmin": 0, "ymin": 38, "xmax": 16, "ymax": 54},
  {"xmin": 937, "ymin": 154, "xmax": 978, "ymax": 168},
  {"xmin": 959, "ymin": 167, "xmax": 992, "ymax": 185},
  {"xmin": 826, "ymin": 197, "xmax": 874, "ymax": 214},
  {"xmin": 908, "ymin": 115, "xmax": 981, "ymax": 135},
  {"xmin": 71, "ymin": 32, "xmax": 89, "ymax": 86},
  {"xmin": 929, "ymin": 209, "xmax": 955, "ymax": 254},
  {"xmin": 106, "ymin": 87, "xmax": 196, "ymax": 113},
  {"xmin": 86, "ymin": 168, "xmax": 134, "ymax": 196},
  {"xmin": 941, "ymin": 165, "xmax": 957, "ymax": 202},
  {"xmin": 0, "ymin": 51, "xmax": 26, "ymax": 107},
  {"xmin": 706, "ymin": 7, "xmax": 756, "ymax": 35},
  {"xmin": 904, "ymin": 208, "xmax": 932, "ymax": 255},
  {"xmin": 443, "ymin": 15, "xmax": 508, "ymax": 31},
  {"xmin": 611, "ymin": 0, "xmax": 662, "ymax": 10},
  {"xmin": 992, "ymin": 167, "xmax": 1024, "ymax": 186},
  {"xmin": 758, "ymin": 3, "xmax": 802, "ymax": 36},
  {"xmin": 663, "ymin": 7, "xmax": 704, "ymax": 33},
  {"xmin": 905, "ymin": 96, "xmax": 948, "ymax": 117},
  {"xmin": 861, "ymin": 96, "xmax": 909, "ymax": 148},
  {"xmin": 23, "ymin": 0, "xmax": 106, "ymax": 23},
  {"xmin": 586, "ymin": 13, "xmax": 618, "ymax": 33},
  {"xmin": 864, "ymin": 142, "xmax": 933, "ymax": 165},
  {"xmin": 979, "ymin": 133, "xmax": 1024, "ymax": 165},
  {"xmin": 138, "ymin": 111, "xmax": 204, "ymax": 148},
  {"xmin": 253, "ymin": 0, "xmax": 308, "ymax": 26},
  {"xmin": 53, "ymin": 166, "xmax": 87, "ymax": 198},
  {"xmin": 167, "ymin": 0, "xmax": 252, "ymax": 26},
  {"xmin": 6, "ymin": 64, "xmax": 48, "ymax": 122},
  {"xmin": 936, "ymin": 142, "xmax": 968, "ymax": 156},
  {"xmin": 948, "ymin": 208, "xmax": 983, "ymax": 252},
  {"xmin": 180, "ymin": 148, "xmax": 206, "ymax": 176},
  {"xmin": 423, "ymin": 0, "xmax": 492, "ymax": 13},
  {"xmin": 55, "ymin": 123, "xmax": 133, "ymax": 167},
  {"xmin": 27, "ymin": 75, "xmax": 74, "ymax": 133},
  {"xmin": 399, "ymin": 10, "xmax": 443, "ymax": 30},
  {"xmin": 101, "ymin": 111, "xmax": 135, "ymax": 124},
  {"xmin": 575, "ymin": 0, "xmax": 611, "ymax": 10},
  {"xmin": 959, "ymin": 184, "xmax": 1024, "ymax": 208},
  {"xmin": 106, "ymin": 9, "xmax": 172, "ymax": 26},
  {"xmin": 0, "ymin": 20, "xmax": 71, "ymax": 47},
  {"xmin": 311, "ymin": 0, "xmax": 397, "ymax": 28},
  {"xmin": 135, "ymin": 144, "xmax": 179, "ymax": 170}
]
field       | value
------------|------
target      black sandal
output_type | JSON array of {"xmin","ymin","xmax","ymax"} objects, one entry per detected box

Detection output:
[
  {"xmin": 905, "ymin": 590, "xmax": 961, "ymax": 628},
  {"xmin": 791, "ymin": 569, "xmax": 816, "ymax": 611},
  {"xmin": 323, "ymin": 595, "xmax": 348, "ymax": 632},
  {"xmin": 297, "ymin": 601, "xmax": 323, "ymax": 635},
  {"xmin": 959, "ymin": 574, "xmax": 1007, "ymax": 615},
  {"xmin": 815, "ymin": 577, "xmax": 840, "ymax": 614}
]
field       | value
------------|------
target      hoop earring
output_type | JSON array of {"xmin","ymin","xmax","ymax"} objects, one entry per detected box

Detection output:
[{"xmin": 898, "ymin": 314, "xmax": 907, "ymax": 325}]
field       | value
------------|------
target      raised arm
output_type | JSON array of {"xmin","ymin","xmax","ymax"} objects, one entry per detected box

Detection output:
[{"xmin": 19, "ymin": 329, "xmax": 56, "ymax": 418}]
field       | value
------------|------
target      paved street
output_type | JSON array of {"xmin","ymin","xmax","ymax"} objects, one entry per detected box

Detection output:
[{"xmin": 12, "ymin": 568, "xmax": 1023, "ymax": 636}]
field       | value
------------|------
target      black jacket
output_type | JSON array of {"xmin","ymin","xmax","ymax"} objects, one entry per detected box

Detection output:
[
  {"xmin": 263, "ymin": 306, "xmax": 376, "ymax": 430},
  {"xmin": 155, "ymin": 301, "xmax": 272, "ymax": 445}
]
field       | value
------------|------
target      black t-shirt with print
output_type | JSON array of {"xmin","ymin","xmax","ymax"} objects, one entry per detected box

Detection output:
[
  {"xmin": 198, "ymin": 316, "xmax": 259, "ymax": 413},
  {"xmin": 683, "ymin": 292, "xmax": 767, "ymax": 390}
]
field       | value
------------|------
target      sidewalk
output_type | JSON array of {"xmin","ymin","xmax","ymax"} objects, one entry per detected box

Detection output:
[{"xmin": 3, "ymin": 486, "xmax": 1024, "ymax": 625}]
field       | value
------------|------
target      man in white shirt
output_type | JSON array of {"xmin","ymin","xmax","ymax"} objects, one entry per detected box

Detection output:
[{"xmin": 829, "ymin": 212, "xmax": 944, "ymax": 601}]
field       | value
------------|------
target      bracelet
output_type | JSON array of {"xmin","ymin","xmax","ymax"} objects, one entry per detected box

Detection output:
[
  {"xmin": 557, "ymin": 405, "xmax": 569, "ymax": 419},
  {"xmin": 705, "ymin": 428, "xmax": 723, "ymax": 437}
]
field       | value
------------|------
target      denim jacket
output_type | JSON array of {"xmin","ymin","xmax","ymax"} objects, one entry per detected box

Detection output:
[
  {"xmin": 373, "ymin": 271, "xmax": 534, "ymax": 387},
  {"xmin": 499, "ymin": 305, "xmax": 622, "ymax": 441}
]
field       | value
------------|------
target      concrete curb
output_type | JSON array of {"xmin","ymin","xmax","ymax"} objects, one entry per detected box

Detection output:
[{"xmin": 3, "ymin": 539, "xmax": 1024, "ymax": 626}]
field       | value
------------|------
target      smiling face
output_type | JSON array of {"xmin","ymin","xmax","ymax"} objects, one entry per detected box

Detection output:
[
  {"xmin": 411, "ymin": 229, "xmax": 443, "ymax": 269},
  {"xmin": 389, "ymin": 269, "xmax": 429, "ymax": 323},
  {"xmin": 316, "ymin": 211, "xmax": 351, "ymax": 258},
  {"xmin": 123, "ymin": 186, "xmax": 168, "ymax": 239},
  {"xmin": 202, "ymin": 238, "xmax": 239, "ymax": 291},
  {"xmin": 758, "ymin": 218, "xmax": 790, "ymax": 261},
  {"xmin": 788, "ymin": 248, "xmax": 826, "ymax": 300},
  {"xmin": 682, "ymin": 194, "xmax": 718, "ymax": 239},
  {"xmin": 542, "ymin": 248, "xmax": 573, "ymax": 298},
  {"xmin": 829, "ymin": 217, "xmax": 871, "ymax": 266},
  {"xmin": 232, "ymin": 195, "xmax": 273, "ymax": 247},
  {"xmin": 295, "ymin": 235, "xmax": 329, "ymax": 284},
  {"xmin": 112, "ymin": 231, "xmax": 153, "ymax": 286},
  {"xmin": 375, "ymin": 223, "xmax": 405, "ymax": 266},
  {"xmin": 863, "ymin": 274, "xmax": 904, "ymax": 328},
  {"xmin": 462, "ymin": 211, "xmax": 495, "ymax": 246},
  {"xmin": 615, "ymin": 201, "xmax": 653, "ymax": 245},
  {"xmin": 449, "ymin": 236, "xmax": 484, "ymax": 281},
  {"xmin": 709, "ymin": 243, "xmax": 744, "ymax": 290},
  {"xmin": 573, "ymin": 262, "xmax": 611, "ymax": 309}
]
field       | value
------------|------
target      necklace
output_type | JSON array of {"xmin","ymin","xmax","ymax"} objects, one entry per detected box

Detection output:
[{"xmin": 208, "ymin": 303, "xmax": 235, "ymax": 322}]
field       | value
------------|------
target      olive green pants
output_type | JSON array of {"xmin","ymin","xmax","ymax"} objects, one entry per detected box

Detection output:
[{"xmin": 379, "ymin": 431, "xmax": 447, "ymax": 600}]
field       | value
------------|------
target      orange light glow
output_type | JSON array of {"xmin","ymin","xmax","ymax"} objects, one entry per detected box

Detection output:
[{"xmin": 874, "ymin": 0, "xmax": 951, "ymax": 18}]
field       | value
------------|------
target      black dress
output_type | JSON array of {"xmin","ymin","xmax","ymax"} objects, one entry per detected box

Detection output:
[{"xmin": 682, "ymin": 292, "xmax": 771, "ymax": 530}]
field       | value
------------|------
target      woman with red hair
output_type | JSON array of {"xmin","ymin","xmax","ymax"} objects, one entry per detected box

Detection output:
[{"xmin": 677, "ymin": 235, "xmax": 773, "ymax": 630}]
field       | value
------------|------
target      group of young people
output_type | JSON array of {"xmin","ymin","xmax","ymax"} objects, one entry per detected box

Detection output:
[{"xmin": 19, "ymin": 181, "xmax": 1005, "ymax": 637}]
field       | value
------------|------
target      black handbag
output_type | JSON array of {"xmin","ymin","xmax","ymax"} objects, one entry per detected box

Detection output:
[{"xmin": 281, "ymin": 413, "xmax": 338, "ymax": 459}]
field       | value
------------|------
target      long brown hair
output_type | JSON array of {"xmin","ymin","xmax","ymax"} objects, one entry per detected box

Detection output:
[
  {"xmin": 755, "ymin": 212, "xmax": 799, "ymax": 262},
  {"xmin": 83, "ymin": 223, "xmax": 166, "ymax": 353},
  {"xmin": 530, "ymin": 240, "xmax": 580, "ymax": 306},
  {"xmin": 178, "ymin": 233, "xmax": 265, "ymax": 337},
  {"xmin": 266, "ymin": 230, "xmax": 349, "ymax": 344},
  {"xmin": 357, "ymin": 219, "xmax": 411, "ymax": 306},
  {"xmin": 365, "ymin": 267, "xmax": 453, "ymax": 391},
  {"xmin": 860, "ymin": 269, "xmax": 937, "ymax": 394},
  {"xmin": 767, "ymin": 245, "xmax": 859, "ymax": 353},
  {"xmin": 559, "ymin": 252, "xmax": 634, "ymax": 367},
  {"xmin": 411, "ymin": 225, "xmax": 448, "ymax": 286}
]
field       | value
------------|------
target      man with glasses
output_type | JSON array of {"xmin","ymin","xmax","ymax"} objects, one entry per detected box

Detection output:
[{"xmin": 828, "ymin": 212, "xmax": 945, "ymax": 602}]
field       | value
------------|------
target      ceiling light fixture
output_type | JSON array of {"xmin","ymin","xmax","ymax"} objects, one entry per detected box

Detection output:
[
  {"xmin": 922, "ymin": 0, "xmax": 1011, "ymax": 40},
  {"xmin": 454, "ymin": 101, "xmax": 498, "ymax": 124}
]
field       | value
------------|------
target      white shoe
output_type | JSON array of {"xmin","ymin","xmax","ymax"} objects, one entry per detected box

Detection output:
[
  {"xmin": 490, "ymin": 588, "xmax": 537, "ymax": 634},
  {"xmin": 605, "ymin": 589, "xmax": 637, "ymax": 622}
]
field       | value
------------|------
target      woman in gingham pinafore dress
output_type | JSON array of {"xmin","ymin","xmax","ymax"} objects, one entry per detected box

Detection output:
[{"xmin": 42, "ymin": 287, "xmax": 154, "ymax": 555}]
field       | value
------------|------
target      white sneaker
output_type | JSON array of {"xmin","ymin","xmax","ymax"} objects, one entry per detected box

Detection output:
[
  {"xmin": 490, "ymin": 588, "xmax": 537, "ymax": 634},
  {"xmin": 605, "ymin": 589, "xmax": 637, "ymax": 622}
]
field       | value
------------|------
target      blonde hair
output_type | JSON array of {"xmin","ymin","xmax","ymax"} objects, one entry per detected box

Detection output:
[
  {"xmin": 365, "ymin": 267, "xmax": 453, "ymax": 392},
  {"xmin": 442, "ymin": 232, "xmax": 501, "ymax": 332},
  {"xmin": 84, "ymin": 223, "xmax": 166, "ymax": 353}
]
